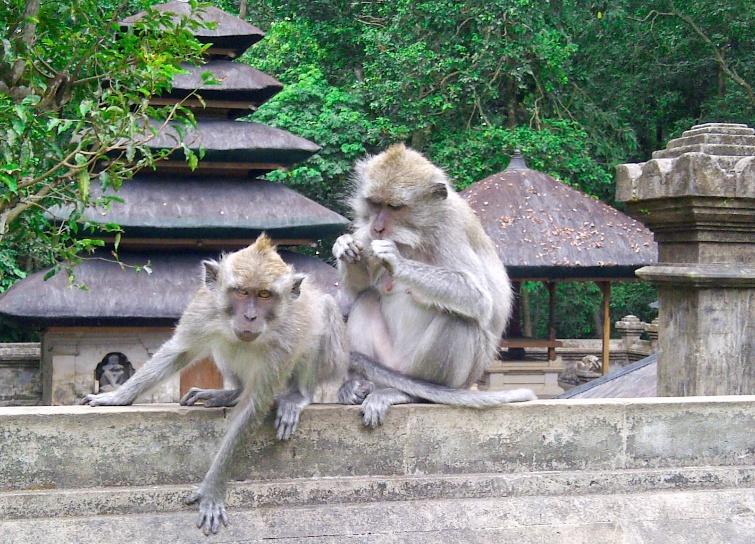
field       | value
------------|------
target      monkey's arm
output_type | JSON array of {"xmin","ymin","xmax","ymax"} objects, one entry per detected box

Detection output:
[
  {"xmin": 372, "ymin": 240, "xmax": 492, "ymax": 322},
  {"xmin": 80, "ymin": 336, "xmax": 199, "ymax": 406},
  {"xmin": 187, "ymin": 388, "xmax": 268, "ymax": 535}
]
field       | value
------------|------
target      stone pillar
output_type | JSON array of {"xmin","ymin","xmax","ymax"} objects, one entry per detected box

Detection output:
[
  {"xmin": 615, "ymin": 315, "xmax": 644, "ymax": 351},
  {"xmin": 644, "ymin": 318, "xmax": 660, "ymax": 352},
  {"xmin": 616, "ymin": 123, "xmax": 754, "ymax": 396}
]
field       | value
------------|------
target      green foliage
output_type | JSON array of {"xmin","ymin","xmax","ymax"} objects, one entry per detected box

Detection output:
[
  {"xmin": 523, "ymin": 281, "xmax": 657, "ymax": 339},
  {"xmin": 0, "ymin": 0, "xmax": 208, "ymax": 290}
]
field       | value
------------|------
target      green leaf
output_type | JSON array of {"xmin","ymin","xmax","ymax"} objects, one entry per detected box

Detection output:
[{"xmin": 78, "ymin": 170, "xmax": 90, "ymax": 201}]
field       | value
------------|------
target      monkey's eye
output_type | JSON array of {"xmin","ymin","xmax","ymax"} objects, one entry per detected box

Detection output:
[
  {"xmin": 365, "ymin": 198, "xmax": 381, "ymax": 208},
  {"xmin": 257, "ymin": 290, "xmax": 272, "ymax": 299},
  {"xmin": 387, "ymin": 203, "xmax": 406, "ymax": 211},
  {"xmin": 233, "ymin": 287, "xmax": 250, "ymax": 297}
]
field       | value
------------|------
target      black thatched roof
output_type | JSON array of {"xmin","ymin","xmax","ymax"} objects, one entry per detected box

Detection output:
[
  {"xmin": 167, "ymin": 61, "xmax": 282, "ymax": 105},
  {"xmin": 461, "ymin": 153, "xmax": 657, "ymax": 279},
  {"xmin": 121, "ymin": 1, "xmax": 264, "ymax": 56},
  {"xmin": 144, "ymin": 120, "xmax": 320, "ymax": 166},
  {"xmin": 0, "ymin": 250, "xmax": 339, "ymax": 326},
  {"xmin": 64, "ymin": 177, "xmax": 347, "ymax": 240}
]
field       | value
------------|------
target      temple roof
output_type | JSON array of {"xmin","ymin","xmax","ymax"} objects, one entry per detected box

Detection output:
[
  {"xmin": 559, "ymin": 354, "xmax": 658, "ymax": 399},
  {"xmin": 166, "ymin": 61, "xmax": 282, "ymax": 105},
  {"xmin": 0, "ymin": 250, "xmax": 340, "ymax": 326},
  {"xmin": 121, "ymin": 1, "xmax": 264, "ymax": 56},
  {"xmin": 66, "ymin": 177, "xmax": 347, "ymax": 241},
  {"xmin": 144, "ymin": 120, "xmax": 320, "ymax": 170},
  {"xmin": 461, "ymin": 152, "xmax": 657, "ymax": 279}
]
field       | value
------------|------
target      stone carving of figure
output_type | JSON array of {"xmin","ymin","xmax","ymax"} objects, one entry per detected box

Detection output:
[{"xmin": 94, "ymin": 352, "xmax": 135, "ymax": 393}]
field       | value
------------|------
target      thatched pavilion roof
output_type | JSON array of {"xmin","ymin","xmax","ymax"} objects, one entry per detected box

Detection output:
[
  {"xmin": 0, "ymin": 250, "xmax": 339, "ymax": 326},
  {"xmin": 461, "ymin": 153, "xmax": 657, "ymax": 279},
  {"xmin": 144, "ymin": 120, "xmax": 320, "ymax": 167},
  {"xmin": 66, "ymin": 177, "xmax": 347, "ymax": 241},
  {"xmin": 168, "ymin": 61, "xmax": 283, "ymax": 105},
  {"xmin": 121, "ymin": 1, "xmax": 264, "ymax": 56}
]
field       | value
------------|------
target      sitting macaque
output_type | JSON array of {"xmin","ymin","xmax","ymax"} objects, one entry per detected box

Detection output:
[
  {"xmin": 81, "ymin": 234, "xmax": 347, "ymax": 534},
  {"xmin": 334, "ymin": 144, "xmax": 535, "ymax": 427}
]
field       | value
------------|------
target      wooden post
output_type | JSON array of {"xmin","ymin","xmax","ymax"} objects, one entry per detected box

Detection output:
[
  {"xmin": 546, "ymin": 281, "xmax": 556, "ymax": 361},
  {"xmin": 599, "ymin": 282, "xmax": 611, "ymax": 374}
]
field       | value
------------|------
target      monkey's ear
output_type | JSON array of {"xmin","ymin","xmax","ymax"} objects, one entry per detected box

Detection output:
[
  {"xmin": 202, "ymin": 260, "xmax": 220, "ymax": 289},
  {"xmin": 428, "ymin": 183, "xmax": 448, "ymax": 200},
  {"xmin": 291, "ymin": 273, "xmax": 307, "ymax": 299}
]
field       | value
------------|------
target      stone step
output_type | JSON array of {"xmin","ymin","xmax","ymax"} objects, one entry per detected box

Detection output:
[
  {"xmin": 2, "ymin": 397, "xmax": 753, "ymax": 491},
  {"xmin": 3, "ymin": 466, "xmax": 752, "ymax": 520},
  {"xmin": 1, "ymin": 488, "xmax": 753, "ymax": 543}
]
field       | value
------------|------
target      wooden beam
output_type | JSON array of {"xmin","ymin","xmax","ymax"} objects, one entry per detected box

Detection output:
[
  {"xmin": 599, "ymin": 281, "xmax": 612, "ymax": 375},
  {"xmin": 547, "ymin": 281, "xmax": 557, "ymax": 361}
]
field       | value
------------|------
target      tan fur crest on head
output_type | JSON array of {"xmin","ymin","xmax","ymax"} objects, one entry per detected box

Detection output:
[
  {"xmin": 251, "ymin": 233, "xmax": 276, "ymax": 252},
  {"xmin": 355, "ymin": 143, "xmax": 449, "ymax": 205}
]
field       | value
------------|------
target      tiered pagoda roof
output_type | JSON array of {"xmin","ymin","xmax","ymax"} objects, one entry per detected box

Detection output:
[
  {"xmin": 0, "ymin": 2, "xmax": 347, "ymax": 327},
  {"xmin": 461, "ymin": 152, "xmax": 657, "ymax": 279}
]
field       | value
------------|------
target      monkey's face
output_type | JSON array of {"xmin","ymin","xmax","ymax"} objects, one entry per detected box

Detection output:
[
  {"xmin": 203, "ymin": 234, "xmax": 305, "ymax": 343},
  {"xmin": 352, "ymin": 144, "xmax": 450, "ymax": 250}
]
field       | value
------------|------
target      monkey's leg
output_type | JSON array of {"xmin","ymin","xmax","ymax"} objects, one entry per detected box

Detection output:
[
  {"xmin": 361, "ymin": 387, "xmax": 416, "ymax": 428},
  {"xmin": 187, "ymin": 390, "xmax": 261, "ymax": 535},
  {"xmin": 274, "ymin": 390, "xmax": 311, "ymax": 441},
  {"xmin": 180, "ymin": 387, "xmax": 241, "ymax": 407}
]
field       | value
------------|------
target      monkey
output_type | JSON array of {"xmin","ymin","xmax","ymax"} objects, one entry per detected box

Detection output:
[
  {"xmin": 333, "ymin": 144, "xmax": 536, "ymax": 428},
  {"xmin": 80, "ymin": 234, "xmax": 348, "ymax": 534}
]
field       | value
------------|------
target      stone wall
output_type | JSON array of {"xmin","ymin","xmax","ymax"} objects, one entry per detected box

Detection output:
[{"xmin": 0, "ymin": 343, "xmax": 41, "ymax": 406}]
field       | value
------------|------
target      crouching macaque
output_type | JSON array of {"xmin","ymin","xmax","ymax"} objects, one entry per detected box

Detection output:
[
  {"xmin": 335, "ymin": 144, "xmax": 536, "ymax": 427},
  {"xmin": 81, "ymin": 234, "xmax": 347, "ymax": 534}
]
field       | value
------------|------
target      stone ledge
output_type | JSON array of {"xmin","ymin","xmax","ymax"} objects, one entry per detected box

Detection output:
[{"xmin": 1, "ymin": 397, "xmax": 753, "ymax": 491}]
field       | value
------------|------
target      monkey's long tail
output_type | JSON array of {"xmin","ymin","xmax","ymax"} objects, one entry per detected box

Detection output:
[{"xmin": 350, "ymin": 352, "xmax": 537, "ymax": 407}]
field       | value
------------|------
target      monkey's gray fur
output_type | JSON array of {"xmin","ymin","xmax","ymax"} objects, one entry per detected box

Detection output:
[
  {"xmin": 81, "ymin": 234, "xmax": 347, "ymax": 534},
  {"xmin": 334, "ymin": 144, "xmax": 535, "ymax": 427}
]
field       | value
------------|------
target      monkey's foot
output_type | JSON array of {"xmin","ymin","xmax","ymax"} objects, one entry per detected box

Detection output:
[
  {"xmin": 186, "ymin": 489, "xmax": 229, "ymax": 535},
  {"xmin": 275, "ymin": 398, "xmax": 304, "ymax": 441},
  {"xmin": 180, "ymin": 388, "xmax": 240, "ymax": 407},
  {"xmin": 337, "ymin": 378, "xmax": 374, "ymax": 404},
  {"xmin": 360, "ymin": 391, "xmax": 392, "ymax": 428},
  {"xmin": 78, "ymin": 392, "xmax": 132, "ymax": 406}
]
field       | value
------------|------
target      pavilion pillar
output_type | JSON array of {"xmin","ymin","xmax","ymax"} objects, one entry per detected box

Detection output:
[
  {"xmin": 616, "ymin": 123, "xmax": 755, "ymax": 396},
  {"xmin": 599, "ymin": 282, "xmax": 611, "ymax": 375},
  {"xmin": 546, "ymin": 281, "xmax": 556, "ymax": 361}
]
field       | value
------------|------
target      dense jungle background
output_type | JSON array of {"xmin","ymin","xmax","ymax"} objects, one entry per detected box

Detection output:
[{"xmin": 1, "ymin": 0, "xmax": 753, "ymax": 340}]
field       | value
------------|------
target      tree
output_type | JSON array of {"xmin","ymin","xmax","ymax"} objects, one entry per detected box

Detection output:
[{"xmin": 0, "ymin": 0, "xmax": 208, "ymax": 288}]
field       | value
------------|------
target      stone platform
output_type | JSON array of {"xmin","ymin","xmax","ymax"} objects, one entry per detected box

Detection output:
[{"xmin": 1, "ymin": 398, "xmax": 753, "ymax": 543}]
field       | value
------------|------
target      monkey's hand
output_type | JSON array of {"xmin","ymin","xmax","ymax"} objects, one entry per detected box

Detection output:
[
  {"xmin": 186, "ymin": 485, "xmax": 229, "ymax": 535},
  {"xmin": 79, "ymin": 390, "xmax": 134, "ymax": 406},
  {"xmin": 333, "ymin": 233, "xmax": 364, "ymax": 264},
  {"xmin": 371, "ymin": 240, "xmax": 402, "ymax": 274},
  {"xmin": 180, "ymin": 387, "xmax": 241, "ymax": 407}
]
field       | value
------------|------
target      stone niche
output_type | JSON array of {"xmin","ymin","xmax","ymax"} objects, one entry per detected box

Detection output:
[{"xmin": 41, "ymin": 328, "xmax": 177, "ymax": 405}]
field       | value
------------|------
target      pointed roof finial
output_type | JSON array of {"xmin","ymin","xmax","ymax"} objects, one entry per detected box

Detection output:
[{"xmin": 506, "ymin": 149, "xmax": 528, "ymax": 171}]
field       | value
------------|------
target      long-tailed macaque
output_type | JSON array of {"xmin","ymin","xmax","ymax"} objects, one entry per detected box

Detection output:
[
  {"xmin": 81, "ymin": 234, "xmax": 347, "ymax": 534},
  {"xmin": 334, "ymin": 144, "xmax": 535, "ymax": 427}
]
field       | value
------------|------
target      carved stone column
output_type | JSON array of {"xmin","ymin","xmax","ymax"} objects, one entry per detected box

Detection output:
[
  {"xmin": 615, "ymin": 315, "xmax": 645, "ymax": 351},
  {"xmin": 616, "ymin": 123, "xmax": 754, "ymax": 396}
]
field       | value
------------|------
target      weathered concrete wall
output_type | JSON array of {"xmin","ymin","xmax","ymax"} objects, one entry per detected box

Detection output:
[
  {"xmin": 0, "ymin": 398, "xmax": 753, "ymax": 543},
  {"xmin": 0, "ymin": 343, "xmax": 41, "ymax": 406},
  {"xmin": 1, "ymin": 398, "xmax": 752, "ymax": 491},
  {"xmin": 41, "ymin": 329, "xmax": 177, "ymax": 405}
]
